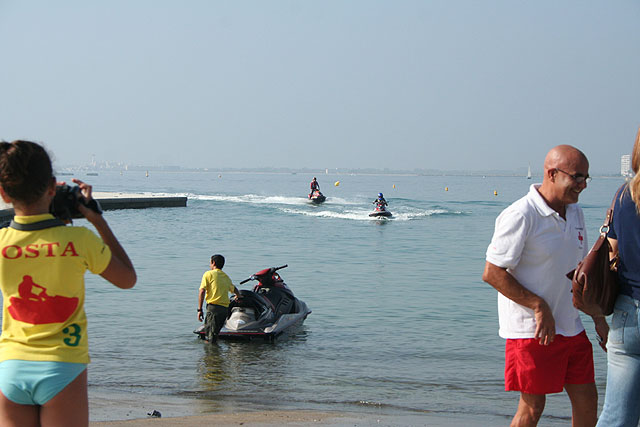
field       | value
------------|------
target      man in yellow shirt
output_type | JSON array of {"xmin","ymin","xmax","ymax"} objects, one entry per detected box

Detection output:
[{"xmin": 197, "ymin": 254, "xmax": 240, "ymax": 342}]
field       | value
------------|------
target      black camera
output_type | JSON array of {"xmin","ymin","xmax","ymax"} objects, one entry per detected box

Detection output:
[{"xmin": 49, "ymin": 184, "xmax": 102, "ymax": 220}]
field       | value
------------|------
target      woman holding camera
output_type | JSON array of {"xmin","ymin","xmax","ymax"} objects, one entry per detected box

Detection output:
[{"xmin": 0, "ymin": 140, "xmax": 136, "ymax": 426}]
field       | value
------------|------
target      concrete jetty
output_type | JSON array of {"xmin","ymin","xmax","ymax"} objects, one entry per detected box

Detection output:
[{"xmin": 0, "ymin": 192, "xmax": 187, "ymax": 222}]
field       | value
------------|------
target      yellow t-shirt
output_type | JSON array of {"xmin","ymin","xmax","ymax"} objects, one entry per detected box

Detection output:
[
  {"xmin": 200, "ymin": 269, "xmax": 235, "ymax": 307},
  {"xmin": 0, "ymin": 214, "xmax": 112, "ymax": 364}
]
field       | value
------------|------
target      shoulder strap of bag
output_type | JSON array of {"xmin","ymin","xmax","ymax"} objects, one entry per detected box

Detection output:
[
  {"xmin": 8, "ymin": 218, "xmax": 66, "ymax": 231},
  {"xmin": 601, "ymin": 184, "xmax": 626, "ymax": 235}
]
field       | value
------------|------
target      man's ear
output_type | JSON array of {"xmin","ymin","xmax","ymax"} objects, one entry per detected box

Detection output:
[
  {"xmin": 46, "ymin": 177, "xmax": 57, "ymax": 196},
  {"xmin": 0, "ymin": 186, "xmax": 11, "ymax": 204},
  {"xmin": 546, "ymin": 168, "xmax": 557, "ymax": 182}
]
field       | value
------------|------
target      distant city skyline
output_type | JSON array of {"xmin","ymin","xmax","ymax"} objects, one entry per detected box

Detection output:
[
  {"xmin": 1, "ymin": 1, "xmax": 639, "ymax": 174},
  {"xmin": 56, "ymin": 155, "xmax": 627, "ymax": 177},
  {"xmin": 621, "ymin": 154, "xmax": 632, "ymax": 177}
]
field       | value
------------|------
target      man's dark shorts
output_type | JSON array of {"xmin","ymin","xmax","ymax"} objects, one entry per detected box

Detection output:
[{"xmin": 205, "ymin": 304, "xmax": 229, "ymax": 342}]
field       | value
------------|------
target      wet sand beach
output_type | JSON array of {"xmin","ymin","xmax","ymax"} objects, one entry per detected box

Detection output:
[
  {"xmin": 89, "ymin": 410, "xmax": 509, "ymax": 427},
  {"xmin": 91, "ymin": 410, "xmax": 414, "ymax": 427},
  {"xmin": 86, "ymin": 390, "xmax": 512, "ymax": 427}
]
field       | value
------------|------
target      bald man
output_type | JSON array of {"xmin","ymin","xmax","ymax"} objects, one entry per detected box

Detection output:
[{"xmin": 483, "ymin": 145, "xmax": 605, "ymax": 427}]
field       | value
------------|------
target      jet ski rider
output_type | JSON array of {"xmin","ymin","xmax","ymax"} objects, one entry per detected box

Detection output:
[
  {"xmin": 197, "ymin": 254, "xmax": 241, "ymax": 343},
  {"xmin": 373, "ymin": 193, "xmax": 388, "ymax": 210},
  {"xmin": 309, "ymin": 177, "xmax": 320, "ymax": 198}
]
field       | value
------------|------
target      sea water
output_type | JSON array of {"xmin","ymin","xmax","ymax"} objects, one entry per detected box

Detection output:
[{"xmin": 0, "ymin": 171, "xmax": 626, "ymax": 424}]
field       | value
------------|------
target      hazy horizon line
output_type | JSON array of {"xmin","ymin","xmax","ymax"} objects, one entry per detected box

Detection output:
[{"xmin": 56, "ymin": 163, "xmax": 627, "ymax": 178}]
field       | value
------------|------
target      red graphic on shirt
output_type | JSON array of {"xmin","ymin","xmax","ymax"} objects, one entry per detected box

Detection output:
[
  {"xmin": 7, "ymin": 275, "xmax": 78, "ymax": 324},
  {"xmin": 578, "ymin": 232, "xmax": 584, "ymax": 243}
]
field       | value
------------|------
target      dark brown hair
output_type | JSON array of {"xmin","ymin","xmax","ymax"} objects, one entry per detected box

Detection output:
[
  {"xmin": 0, "ymin": 140, "xmax": 53, "ymax": 204},
  {"xmin": 210, "ymin": 254, "xmax": 225, "ymax": 269}
]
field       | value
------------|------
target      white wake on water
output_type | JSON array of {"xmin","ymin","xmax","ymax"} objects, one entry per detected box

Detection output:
[
  {"xmin": 184, "ymin": 193, "xmax": 463, "ymax": 220},
  {"xmin": 187, "ymin": 193, "xmax": 307, "ymax": 205},
  {"xmin": 187, "ymin": 193, "xmax": 358, "ymax": 206},
  {"xmin": 281, "ymin": 208, "xmax": 374, "ymax": 221},
  {"xmin": 280, "ymin": 207, "xmax": 460, "ymax": 221}
]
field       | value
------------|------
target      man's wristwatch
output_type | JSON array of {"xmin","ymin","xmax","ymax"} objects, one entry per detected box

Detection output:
[{"xmin": 197, "ymin": 308, "xmax": 203, "ymax": 312}]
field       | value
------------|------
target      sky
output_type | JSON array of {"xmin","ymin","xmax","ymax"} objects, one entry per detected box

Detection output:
[{"xmin": 1, "ymin": 1, "xmax": 639, "ymax": 173}]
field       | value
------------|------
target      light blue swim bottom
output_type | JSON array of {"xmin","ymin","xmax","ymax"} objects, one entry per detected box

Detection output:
[{"xmin": 0, "ymin": 360, "xmax": 87, "ymax": 405}]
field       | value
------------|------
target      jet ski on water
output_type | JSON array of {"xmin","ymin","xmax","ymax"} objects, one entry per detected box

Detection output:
[
  {"xmin": 308, "ymin": 190, "xmax": 326, "ymax": 204},
  {"xmin": 194, "ymin": 265, "xmax": 311, "ymax": 341},
  {"xmin": 369, "ymin": 205, "xmax": 392, "ymax": 218},
  {"xmin": 369, "ymin": 192, "xmax": 392, "ymax": 218},
  {"xmin": 308, "ymin": 176, "xmax": 325, "ymax": 204}
]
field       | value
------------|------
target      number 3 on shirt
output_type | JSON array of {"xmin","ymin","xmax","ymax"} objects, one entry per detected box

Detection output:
[{"xmin": 63, "ymin": 323, "xmax": 82, "ymax": 347}]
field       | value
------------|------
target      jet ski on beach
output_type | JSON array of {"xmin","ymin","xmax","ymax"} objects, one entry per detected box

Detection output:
[{"xmin": 194, "ymin": 265, "xmax": 311, "ymax": 341}]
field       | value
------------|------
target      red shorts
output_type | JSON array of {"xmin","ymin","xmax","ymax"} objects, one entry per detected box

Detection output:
[{"xmin": 504, "ymin": 330, "xmax": 594, "ymax": 395}]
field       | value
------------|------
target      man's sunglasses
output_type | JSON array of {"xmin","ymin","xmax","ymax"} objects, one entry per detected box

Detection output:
[{"xmin": 555, "ymin": 168, "xmax": 591, "ymax": 184}]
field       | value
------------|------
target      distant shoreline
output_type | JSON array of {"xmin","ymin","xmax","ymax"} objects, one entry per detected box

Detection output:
[{"xmin": 54, "ymin": 168, "xmax": 626, "ymax": 178}]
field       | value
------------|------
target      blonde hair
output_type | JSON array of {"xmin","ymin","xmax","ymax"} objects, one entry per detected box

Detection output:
[{"xmin": 630, "ymin": 127, "xmax": 640, "ymax": 213}]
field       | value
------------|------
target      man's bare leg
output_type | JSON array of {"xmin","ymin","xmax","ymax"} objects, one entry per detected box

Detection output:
[
  {"xmin": 565, "ymin": 382, "xmax": 597, "ymax": 427},
  {"xmin": 511, "ymin": 392, "xmax": 546, "ymax": 427}
]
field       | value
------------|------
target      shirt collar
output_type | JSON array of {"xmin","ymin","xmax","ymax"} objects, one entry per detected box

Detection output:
[
  {"xmin": 13, "ymin": 213, "xmax": 56, "ymax": 224},
  {"xmin": 528, "ymin": 184, "xmax": 577, "ymax": 218}
]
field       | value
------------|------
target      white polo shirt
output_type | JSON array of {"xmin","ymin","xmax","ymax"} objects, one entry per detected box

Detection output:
[{"xmin": 486, "ymin": 184, "xmax": 588, "ymax": 339}]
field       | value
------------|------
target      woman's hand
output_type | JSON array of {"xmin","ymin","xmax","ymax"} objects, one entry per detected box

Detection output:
[
  {"xmin": 71, "ymin": 179, "xmax": 103, "ymax": 223},
  {"xmin": 72, "ymin": 178, "xmax": 93, "ymax": 201},
  {"xmin": 593, "ymin": 316, "xmax": 609, "ymax": 352}
]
